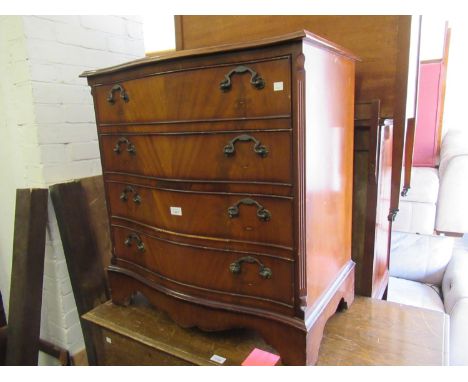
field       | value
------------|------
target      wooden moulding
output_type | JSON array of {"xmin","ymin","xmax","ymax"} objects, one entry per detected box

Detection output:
[
  {"xmin": 6, "ymin": 188, "xmax": 48, "ymax": 366},
  {"xmin": 107, "ymin": 261, "xmax": 354, "ymax": 366},
  {"xmin": 50, "ymin": 176, "xmax": 111, "ymax": 366}
]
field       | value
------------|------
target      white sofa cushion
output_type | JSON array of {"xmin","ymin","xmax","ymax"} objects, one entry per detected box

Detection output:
[
  {"xmin": 436, "ymin": 130, "xmax": 468, "ymax": 234},
  {"xmin": 442, "ymin": 248, "xmax": 468, "ymax": 314},
  {"xmin": 448, "ymin": 298, "xmax": 468, "ymax": 365},
  {"xmin": 389, "ymin": 232, "xmax": 454, "ymax": 285},
  {"xmin": 392, "ymin": 200, "xmax": 436, "ymax": 234},
  {"xmin": 403, "ymin": 167, "xmax": 439, "ymax": 203},
  {"xmin": 438, "ymin": 129, "xmax": 468, "ymax": 178},
  {"xmin": 387, "ymin": 277, "xmax": 445, "ymax": 313}
]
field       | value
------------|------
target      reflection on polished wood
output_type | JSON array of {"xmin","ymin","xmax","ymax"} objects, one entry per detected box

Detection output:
[
  {"xmin": 83, "ymin": 298, "xmax": 280, "ymax": 366},
  {"xmin": 83, "ymin": 296, "xmax": 449, "ymax": 366},
  {"xmin": 318, "ymin": 297, "xmax": 449, "ymax": 366}
]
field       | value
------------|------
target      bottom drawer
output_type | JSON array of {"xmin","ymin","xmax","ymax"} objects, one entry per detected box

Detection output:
[{"xmin": 112, "ymin": 225, "xmax": 294, "ymax": 309}]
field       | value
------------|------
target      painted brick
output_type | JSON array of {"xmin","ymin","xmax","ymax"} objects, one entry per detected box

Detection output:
[
  {"xmin": 42, "ymin": 158, "xmax": 101, "ymax": 183},
  {"xmin": 66, "ymin": 322, "xmax": 84, "ymax": 345},
  {"xmin": 37, "ymin": 123, "xmax": 97, "ymax": 144},
  {"xmin": 34, "ymin": 103, "xmax": 64, "ymax": 124},
  {"xmin": 54, "ymin": 259, "xmax": 70, "ymax": 280},
  {"xmin": 20, "ymin": 144, "xmax": 42, "ymax": 164},
  {"xmin": 62, "ymin": 292, "xmax": 78, "ymax": 314},
  {"xmin": 68, "ymin": 141, "xmax": 100, "ymax": 161},
  {"xmin": 60, "ymin": 276, "xmax": 73, "ymax": 296},
  {"xmin": 55, "ymin": 64, "xmax": 92, "ymax": 86},
  {"xmin": 23, "ymin": 16, "xmax": 56, "ymax": 41},
  {"xmin": 56, "ymin": 23, "xmax": 108, "ymax": 51},
  {"xmin": 39, "ymin": 144, "xmax": 69, "ymax": 164},
  {"xmin": 36, "ymin": 15, "xmax": 81, "ymax": 26},
  {"xmin": 80, "ymin": 15, "xmax": 126, "ymax": 35},
  {"xmin": 29, "ymin": 62, "xmax": 59, "ymax": 83},
  {"xmin": 7, "ymin": 38, "xmax": 28, "ymax": 62},
  {"xmin": 10, "ymin": 61, "xmax": 30, "ymax": 85},
  {"xmin": 63, "ymin": 103, "xmax": 95, "ymax": 123},
  {"xmin": 32, "ymin": 82, "xmax": 93, "ymax": 105},
  {"xmin": 0, "ymin": 16, "xmax": 24, "ymax": 41},
  {"xmin": 126, "ymin": 20, "xmax": 144, "ymax": 39},
  {"xmin": 107, "ymin": 35, "xmax": 144, "ymax": 56},
  {"xmin": 24, "ymin": 164, "xmax": 44, "ymax": 185}
]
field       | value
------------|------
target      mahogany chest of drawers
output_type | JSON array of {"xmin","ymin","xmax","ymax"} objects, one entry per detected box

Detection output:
[{"xmin": 81, "ymin": 30, "xmax": 358, "ymax": 365}]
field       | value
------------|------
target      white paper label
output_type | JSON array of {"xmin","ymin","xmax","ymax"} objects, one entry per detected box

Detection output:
[
  {"xmin": 170, "ymin": 206, "xmax": 182, "ymax": 216},
  {"xmin": 273, "ymin": 81, "xmax": 284, "ymax": 91},
  {"xmin": 105, "ymin": 337, "xmax": 112, "ymax": 344},
  {"xmin": 210, "ymin": 354, "xmax": 226, "ymax": 364}
]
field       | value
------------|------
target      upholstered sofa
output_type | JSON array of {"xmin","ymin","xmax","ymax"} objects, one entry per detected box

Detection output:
[
  {"xmin": 388, "ymin": 233, "xmax": 468, "ymax": 365},
  {"xmin": 388, "ymin": 129, "xmax": 468, "ymax": 365},
  {"xmin": 393, "ymin": 129, "xmax": 468, "ymax": 236}
]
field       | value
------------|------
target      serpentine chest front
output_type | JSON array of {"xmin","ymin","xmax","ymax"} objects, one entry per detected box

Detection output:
[{"xmin": 82, "ymin": 30, "xmax": 357, "ymax": 365}]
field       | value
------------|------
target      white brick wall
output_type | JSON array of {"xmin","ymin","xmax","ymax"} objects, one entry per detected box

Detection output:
[{"xmin": 0, "ymin": 15, "xmax": 145, "ymax": 365}]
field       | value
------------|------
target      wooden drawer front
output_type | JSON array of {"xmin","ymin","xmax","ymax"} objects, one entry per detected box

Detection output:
[
  {"xmin": 107, "ymin": 183, "xmax": 294, "ymax": 248},
  {"xmin": 112, "ymin": 226, "xmax": 294, "ymax": 307},
  {"xmin": 93, "ymin": 58, "xmax": 291, "ymax": 124},
  {"xmin": 100, "ymin": 130, "xmax": 292, "ymax": 184}
]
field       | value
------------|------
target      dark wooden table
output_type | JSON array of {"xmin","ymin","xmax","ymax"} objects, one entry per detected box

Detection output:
[{"xmin": 82, "ymin": 296, "xmax": 449, "ymax": 366}]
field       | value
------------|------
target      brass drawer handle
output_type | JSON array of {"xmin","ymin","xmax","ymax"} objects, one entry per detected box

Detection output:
[
  {"xmin": 227, "ymin": 198, "xmax": 271, "ymax": 222},
  {"xmin": 107, "ymin": 84, "xmax": 129, "ymax": 104},
  {"xmin": 119, "ymin": 186, "xmax": 142, "ymax": 204},
  {"xmin": 124, "ymin": 233, "xmax": 145, "ymax": 252},
  {"xmin": 223, "ymin": 134, "xmax": 268, "ymax": 158},
  {"xmin": 113, "ymin": 137, "xmax": 136, "ymax": 155},
  {"xmin": 229, "ymin": 256, "xmax": 272, "ymax": 279},
  {"xmin": 220, "ymin": 65, "xmax": 265, "ymax": 92}
]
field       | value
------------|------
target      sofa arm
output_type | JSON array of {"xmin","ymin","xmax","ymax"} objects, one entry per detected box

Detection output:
[
  {"xmin": 436, "ymin": 130, "xmax": 468, "ymax": 234},
  {"xmin": 442, "ymin": 248, "xmax": 468, "ymax": 314},
  {"xmin": 390, "ymin": 232, "xmax": 453, "ymax": 285},
  {"xmin": 449, "ymin": 298, "xmax": 468, "ymax": 365}
]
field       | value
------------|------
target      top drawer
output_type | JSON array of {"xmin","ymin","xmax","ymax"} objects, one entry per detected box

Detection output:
[{"xmin": 92, "ymin": 58, "xmax": 291, "ymax": 124}]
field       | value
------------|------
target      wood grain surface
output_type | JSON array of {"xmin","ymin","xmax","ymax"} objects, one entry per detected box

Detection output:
[
  {"xmin": 50, "ymin": 178, "xmax": 110, "ymax": 365},
  {"xmin": 318, "ymin": 297, "xmax": 449, "ymax": 366},
  {"xmin": 5, "ymin": 188, "xmax": 48, "ymax": 366},
  {"xmin": 100, "ymin": 129, "xmax": 293, "ymax": 183},
  {"xmin": 83, "ymin": 296, "xmax": 448, "ymax": 366},
  {"xmin": 93, "ymin": 57, "xmax": 291, "ymax": 124},
  {"xmin": 86, "ymin": 32, "xmax": 357, "ymax": 365}
]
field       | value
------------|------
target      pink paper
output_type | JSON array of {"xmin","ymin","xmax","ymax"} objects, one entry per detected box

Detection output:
[{"xmin": 241, "ymin": 348, "xmax": 280, "ymax": 366}]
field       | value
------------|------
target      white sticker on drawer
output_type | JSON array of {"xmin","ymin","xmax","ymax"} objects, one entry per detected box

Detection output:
[
  {"xmin": 170, "ymin": 206, "xmax": 182, "ymax": 216},
  {"xmin": 210, "ymin": 354, "xmax": 226, "ymax": 364},
  {"xmin": 105, "ymin": 336, "xmax": 112, "ymax": 344},
  {"xmin": 273, "ymin": 81, "xmax": 284, "ymax": 91}
]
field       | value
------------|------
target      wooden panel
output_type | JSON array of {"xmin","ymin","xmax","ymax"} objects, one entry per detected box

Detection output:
[
  {"xmin": 174, "ymin": 15, "xmax": 420, "ymax": 220},
  {"xmin": 413, "ymin": 61, "xmax": 443, "ymax": 166},
  {"xmin": 303, "ymin": 42, "xmax": 355, "ymax": 305},
  {"xmin": 93, "ymin": 57, "xmax": 291, "ymax": 124},
  {"xmin": 107, "ymin": 183, "xmax": 293, "ymax": 247},
  {"xmin": 112, "ymin": 225, "xmax": 294, "ymax": 308},
  {"xmin": 100, "ymin": 129, "xmax": 292, "ymax": 184},
  {"xmin": 6, "ymin": 189, "xmax": 48, "ymax": 366},
  {"xmin": 318, "ymin": 297, "xmax": 449, "ymax": 365},
  {"xmin": 83, "ymin": 299, "xmax": 281, "ymax": 366},
  {"xmin": 175, "ymin": 15, "xmax": 403, "ymax": 118},
  {"xmin": 352, "ymin": 101, "xmax": 392, "ymax": 298},
  {"xmin": 80, "ymin": 176, "xmax": 112, "ymax": 272},
  {"xmin": 0, "ymin": 290, "xmax": 6, "ymax": 327},
  {"xmin": 50, "ymin": 179, "xmax": 110, "ymax": 366}
]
